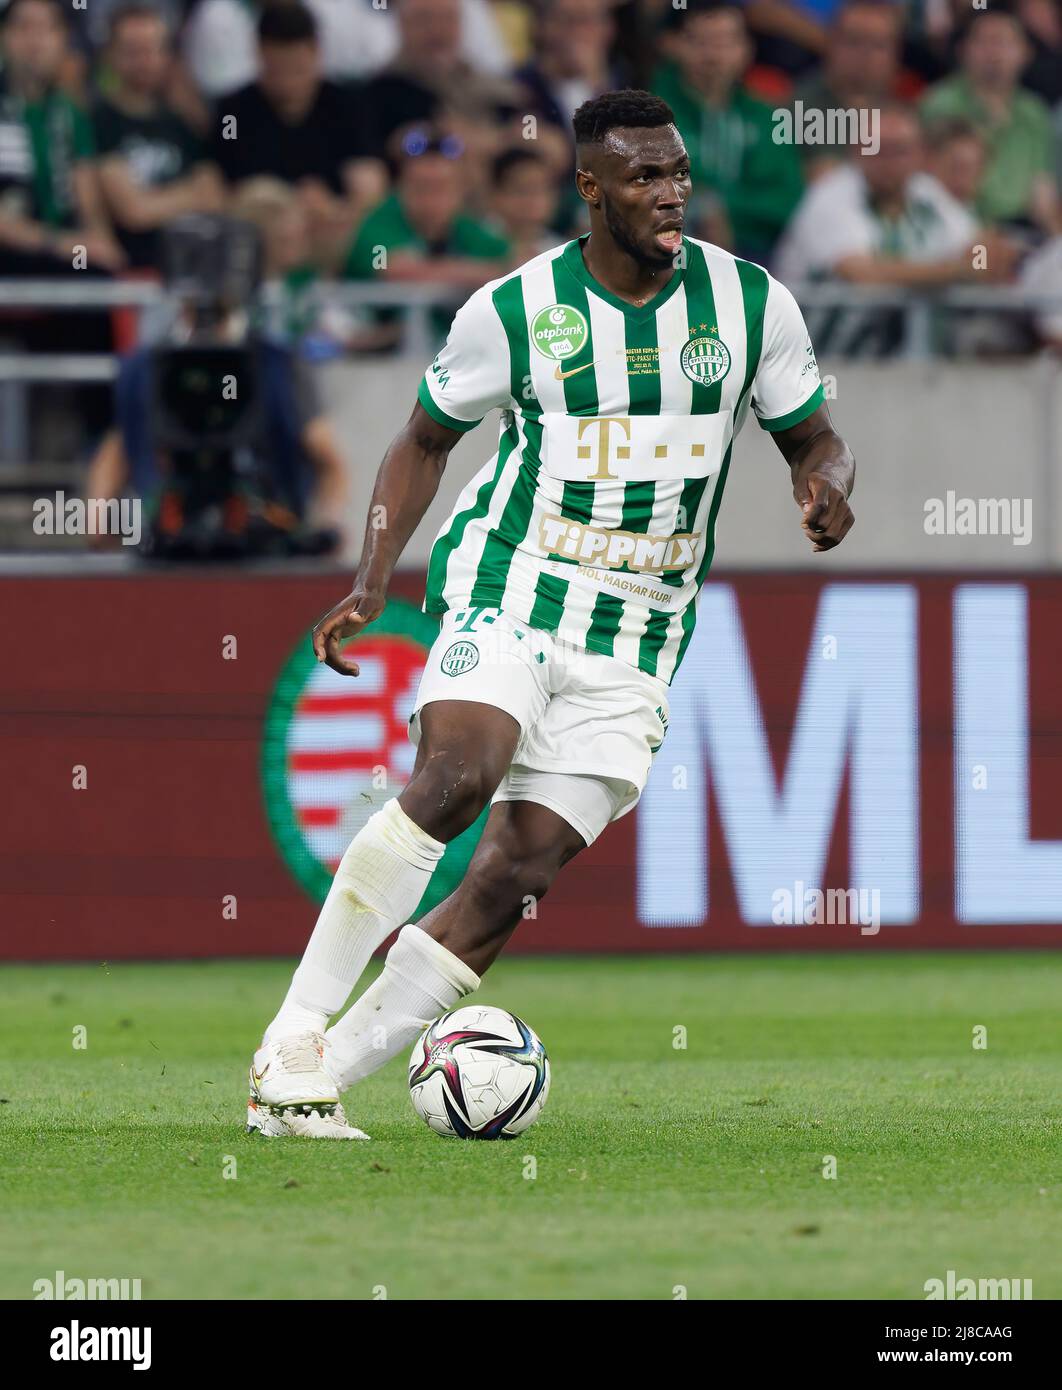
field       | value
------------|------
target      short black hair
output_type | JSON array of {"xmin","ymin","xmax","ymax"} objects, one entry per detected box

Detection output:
[
  {"xmin": 572, "ymin": 89, "xmax": 676, "ymax": 148},
  {"xmin": 492, "ymin": 146, "xmax": 548, "ymax": 187},
  {"xmin": 258, "ymin": 2, "xmax": 317, "ymax": 45}
]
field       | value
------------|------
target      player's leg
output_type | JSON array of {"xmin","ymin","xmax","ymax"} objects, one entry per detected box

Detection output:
[
  {"xmin": 317, "ymin": 649, "xmax": 671, "ymax": 1105},
  {"xmin": 249, "ymin": 607, "xmax": 551, "ymax": 1136},
  {"xmin": 265, "ymin": 699, "xmax": 518, "ymax": 1038},
  {"xmin": 324, "ymin": 797, "xmax": 587, "ymax": 1091},
  {"xmin": 248, "ymin": 701, "xmax": 522, "ymax": 1137}
]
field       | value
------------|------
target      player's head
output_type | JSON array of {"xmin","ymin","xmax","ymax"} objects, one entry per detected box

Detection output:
[{"xmin": 573, "ymin": 89, "xmax": 688, "ymax": 269}]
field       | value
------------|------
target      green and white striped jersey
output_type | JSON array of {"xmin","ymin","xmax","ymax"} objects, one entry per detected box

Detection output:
[{"xmin": 417, "ymin": 235, "xmax": 823, "ymax": 684}]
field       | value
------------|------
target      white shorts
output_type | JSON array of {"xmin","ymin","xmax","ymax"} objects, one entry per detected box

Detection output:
[{"xmin": 410, "ymin": 607, "xmax": 670, "ymax": 845}]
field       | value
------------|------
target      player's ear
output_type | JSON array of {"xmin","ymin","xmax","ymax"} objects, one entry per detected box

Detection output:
[{"xmin": 574, "ymin": 167, "xmax": 599, "ymax": 208}]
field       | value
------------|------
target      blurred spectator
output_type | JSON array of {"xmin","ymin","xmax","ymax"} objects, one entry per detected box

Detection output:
[
  {"xmin": 742, "ymin": 0, "xmax": 835, "ymax": 76},
  {"xmin": 230, "ymin": 175, "xmax": 323, "ymax": 345},
  {"xmin": 358, "ymin": 0, "xmax": 522, "ymax": 169},
  {"xmin": 920, "ymin": 11, "xmax": 1059, "ymax": 233},
  {"xmin": 0, "ymin": 0, "xmax": 124, "ymax": 272},
  {"xmin": 209, "ymin": 3, "xmax": 386, "ymax": 270},
  {"xmin": 0, "ymin": 0, "xmax": 124, "ymax": 446},
  {"xmin": 509, "ymin": 0, "xmax": 621, "ymax": 232},
  {"xmin": 342, "ymin": 131, "xmax": 510, "ymax": 349},
  {"xmin": 184, "ymin": 0, "xmax": 510, "ymax": 99},
  {"xmin": 924, "ymin": 117, "xmax": 989, "ymax": 215},
  {"xmin": 653, "ymin": 1, "xmax": 803, "ymax": 262},
  {"xmin": 514, "ymin": 0, "xmax": 622, "ymax": 143},
  {"xmin": 791, "ymin": 1, "xmax": 909, "ymax": 178},
  {"xmin": 488, "ymin": 147, "xmax": 561, "ymax": 262},
  {"xmin": 1013, "ymin": 0, "xmax": 1062, "ymax": 106},
  {"xmin": 775, "ymin": 104, "xmax": 1016, "ymax": 286},
  {"xmin": 94, "ymin": 4, "xmax": 224, "ymax": 270},
  {"xmin": 82, "ymin": 0, "xmax": 186, "ymax": 51},
  {"xmin": 184, "ymin": 0, "xmax": 395, "ymax": 95},
  {"xmin": 905, "ymin": 0, "xmax": 1062, "ymax": 106}
]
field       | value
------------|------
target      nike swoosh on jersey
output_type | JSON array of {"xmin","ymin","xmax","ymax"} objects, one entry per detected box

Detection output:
[{"xmin": 554, "ymin": 359, "xmax": 597, "ymax": 381}]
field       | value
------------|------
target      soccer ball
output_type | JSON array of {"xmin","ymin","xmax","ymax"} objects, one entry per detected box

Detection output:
[{"xmin": 408, "ymin": 1005, "xmax": 550, "ymax": 1139}]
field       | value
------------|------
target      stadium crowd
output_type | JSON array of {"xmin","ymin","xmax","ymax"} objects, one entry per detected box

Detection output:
[
  {"xmin": 2, "ymin": 0, "xmax": 1061, "ymax": 325},
  {"xmin": 1, "ymin": 0, "xmax": 1060, "ymax": 541}
]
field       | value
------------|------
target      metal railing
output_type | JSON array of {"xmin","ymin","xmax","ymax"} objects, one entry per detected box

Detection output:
[
  {"xmin": 0, "ymin": 276, "xmax": 1056, "ymax": 464},
  {"xmin": 0, "ymin": 276, "xmax": 1056, "ymax": 372}
]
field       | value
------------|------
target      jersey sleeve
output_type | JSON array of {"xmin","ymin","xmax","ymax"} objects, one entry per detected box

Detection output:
[
  {"xmin": 416, "ymin": 285, "xmax": 511, "ymax": 433},
  {"xmin": 751, "ymin": 274, "xmax": 824, "ymax": 432}
]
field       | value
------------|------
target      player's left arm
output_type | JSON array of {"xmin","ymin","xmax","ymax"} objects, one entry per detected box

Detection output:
[
  {"xmin": 753, "ymin": 274, "xmax": 855, "ymax": 552},
  {"xmin": 771, "ymin": 403, "xmax": 855, "ymax": 552}
]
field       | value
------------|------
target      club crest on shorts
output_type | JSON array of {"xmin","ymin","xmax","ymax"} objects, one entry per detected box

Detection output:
[
  {"xmin": 680, "ymin": 333, "xmax": 731, "ymax": 387},
  {"xmin": 530, "ymin": 304, "xmax": 589, "ymax": 361},
  {"xmin": 441, "ymin": 640, "xmax": 479, "ymax": 676}
]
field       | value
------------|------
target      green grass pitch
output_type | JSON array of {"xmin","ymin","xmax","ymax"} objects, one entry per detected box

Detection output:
[{"xmin": 1, "ymin": 952, "xmax": 1059, "ymax": 1301}]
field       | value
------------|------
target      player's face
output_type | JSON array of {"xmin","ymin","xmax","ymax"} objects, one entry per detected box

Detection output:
[{"xmin": 586, "ymin": 126, "xmax": 691, "ymax": 269}]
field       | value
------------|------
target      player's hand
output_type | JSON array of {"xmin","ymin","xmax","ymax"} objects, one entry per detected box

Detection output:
[
  {"xmin": 793, "ymin": 469, "xmax": 854, "ymax": 552},
  {"xmin": 311, "ymin": 583, "xmax": 386, "ymax": 676}
]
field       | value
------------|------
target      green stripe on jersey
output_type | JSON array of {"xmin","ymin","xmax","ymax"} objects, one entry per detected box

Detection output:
[
  {"xmin": 424, "ymin": 417, "xmax": 520, "ymax": 612},
  {"xmin": 585, "ymin": 305, "xmax": 658, "ymax": 652},
  {"xmin": 672, "ymin": 258, "xmax": 770, "ymax": 672},
  {"xmin": 551, "ymin": 254, "xmax": 598, "ymax": 417},
  {"xmin": 664, "ymin": 242, "xmax": 719, "ymax": 591},
  {"xmin": 528, "ymin": 568, "xmax": 569, "ymax": 632},
  {"xmin": 551, "ymin": 249, "xmax": 598, "ymax": 576},
  {"xmin": 465, "ymin": 276, "xmax": 542, "ymax": 607}
]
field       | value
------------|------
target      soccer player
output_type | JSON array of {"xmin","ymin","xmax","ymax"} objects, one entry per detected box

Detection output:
[{"xmin": 247, "ymin": 89, "xmax": 855, "ymax": 1137}]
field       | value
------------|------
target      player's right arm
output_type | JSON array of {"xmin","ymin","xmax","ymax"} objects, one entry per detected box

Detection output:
[
  {"xmin": 312, "ymin": 281, "xmax": 512, "ymax": 677},
  {"xmin": 312, "ymin": 404, "xmax": 465, "ymax": 676}
]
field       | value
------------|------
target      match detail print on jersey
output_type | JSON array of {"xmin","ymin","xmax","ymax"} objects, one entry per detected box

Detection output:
[{"xmin": 418, "ymin": 235, "xmax": 824, "ymax": 683}]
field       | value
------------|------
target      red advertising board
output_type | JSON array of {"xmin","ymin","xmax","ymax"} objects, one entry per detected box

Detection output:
[{"xmin": 1, "ymin": 570, "xmax": 1060, "ymax": 959}]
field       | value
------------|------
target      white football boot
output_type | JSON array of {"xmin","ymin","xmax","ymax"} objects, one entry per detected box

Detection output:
[{"xmin": 246, "ymin": 1031, "xmax": 369, "ymax": 1139}]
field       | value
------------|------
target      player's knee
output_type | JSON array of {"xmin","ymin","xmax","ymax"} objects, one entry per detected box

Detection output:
[{"xmin": 403, "ymin": 748, "xmax": 498, "ymax": 841}]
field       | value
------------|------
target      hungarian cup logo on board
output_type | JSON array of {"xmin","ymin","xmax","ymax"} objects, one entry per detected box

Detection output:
[{"xmin": 261, "ymin": 600, "xmax": 485, "ymax": 915}]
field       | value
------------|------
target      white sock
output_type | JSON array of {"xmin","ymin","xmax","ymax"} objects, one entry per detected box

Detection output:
[
  {"xmin": 325, "ymin": 924, "xmax": 480, "ymax": 1091},
  {"xmin": 265, "ymin": 800, "xmax": 445, "ymax": 1041}
]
